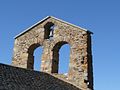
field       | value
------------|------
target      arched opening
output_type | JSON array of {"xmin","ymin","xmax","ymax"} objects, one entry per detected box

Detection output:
[
  {"xmin": 27, "ymin": 44, "xmax": 43, "ymax": 71},
  {"xmin": 52, "ymin": 41, "xmax": 70, "ymax": 74},
  {"xmin": 44, "ymin": 22, "xmax": 55, "ymax": 39},
  {"xmin": 33, "ymin": 47, "xmax": 43, "ymax": 71},
  {"xmin": 59, "ymin": 44, "xmax": 70, "ymax": 74}
]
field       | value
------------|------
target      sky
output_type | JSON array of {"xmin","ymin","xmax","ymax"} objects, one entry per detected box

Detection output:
[{"xmin": 0, "ymin": 0, "xmax": 120, "ymax": 90}]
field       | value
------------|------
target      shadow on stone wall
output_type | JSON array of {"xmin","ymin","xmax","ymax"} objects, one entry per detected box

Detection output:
[{"xmin": 0, "ymin": 63, "xmax": 81, "ymax": 90}]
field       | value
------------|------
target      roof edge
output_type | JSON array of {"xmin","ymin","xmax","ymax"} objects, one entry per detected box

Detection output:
[
  {"xmin": 14, "ymin": 16, "xmax": 51, "ymax": 39},
  {"xmin": 50, "ymin": 16, "xmax": 88, "ymax": 31},
  {"xmin": 14, "ymin": 16, "xmax": 91, "ymax": 39}
]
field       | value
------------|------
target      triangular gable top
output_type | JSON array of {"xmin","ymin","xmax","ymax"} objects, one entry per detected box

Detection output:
[{"xmin": 15, "ymin": 16, "xmax": 91, "ymax": 39}]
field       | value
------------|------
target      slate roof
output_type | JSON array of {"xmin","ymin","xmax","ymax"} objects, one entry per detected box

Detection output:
[{"xmin": 0, "ymin": 63, "xmax": 80, "ymax": 90}]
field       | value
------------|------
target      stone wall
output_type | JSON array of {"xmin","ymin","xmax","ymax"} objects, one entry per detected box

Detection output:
[{"xmin": 12, "ymin": 16, "xmax": 93, "ymax": 90}]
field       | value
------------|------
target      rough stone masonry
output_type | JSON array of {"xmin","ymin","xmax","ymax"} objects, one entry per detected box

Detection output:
[{"xmin": 12, "ymin": 16, "xmax": 93, "ymax": 90}]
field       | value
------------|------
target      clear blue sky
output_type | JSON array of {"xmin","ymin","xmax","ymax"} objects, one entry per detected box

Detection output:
[{"xmin": 0, "ymin": 0, "xmax": 120, "ymax": 90}]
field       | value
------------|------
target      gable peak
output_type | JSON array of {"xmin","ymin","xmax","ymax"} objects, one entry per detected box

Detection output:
[{"xmin": 15, "ymin": 16, "xmax": 91, "ymax": 39}]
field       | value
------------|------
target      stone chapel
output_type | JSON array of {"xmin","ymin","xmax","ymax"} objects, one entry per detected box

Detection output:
[{"xmin": 0, "ymin": 16, "xmax": 93, "ymax": 90}]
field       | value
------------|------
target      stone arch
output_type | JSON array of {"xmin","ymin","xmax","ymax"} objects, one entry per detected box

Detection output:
[
  {"xmin": 51, "ymin": 41, "xmax": 71, "ymax": 73},
  {"xmin": 27, "ymin": 43, "xmax": 42, "ymax": 70}
]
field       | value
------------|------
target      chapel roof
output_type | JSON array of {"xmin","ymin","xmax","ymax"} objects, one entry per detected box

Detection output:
[{"xmin": 0, "ymin": 63, "xmax": 80, "ymax": 90}]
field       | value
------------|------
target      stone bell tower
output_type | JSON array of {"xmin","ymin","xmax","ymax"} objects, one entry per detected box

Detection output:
[{"xmin": 12, "ymin": 16, "xmax": 93, "ymax": 90}]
